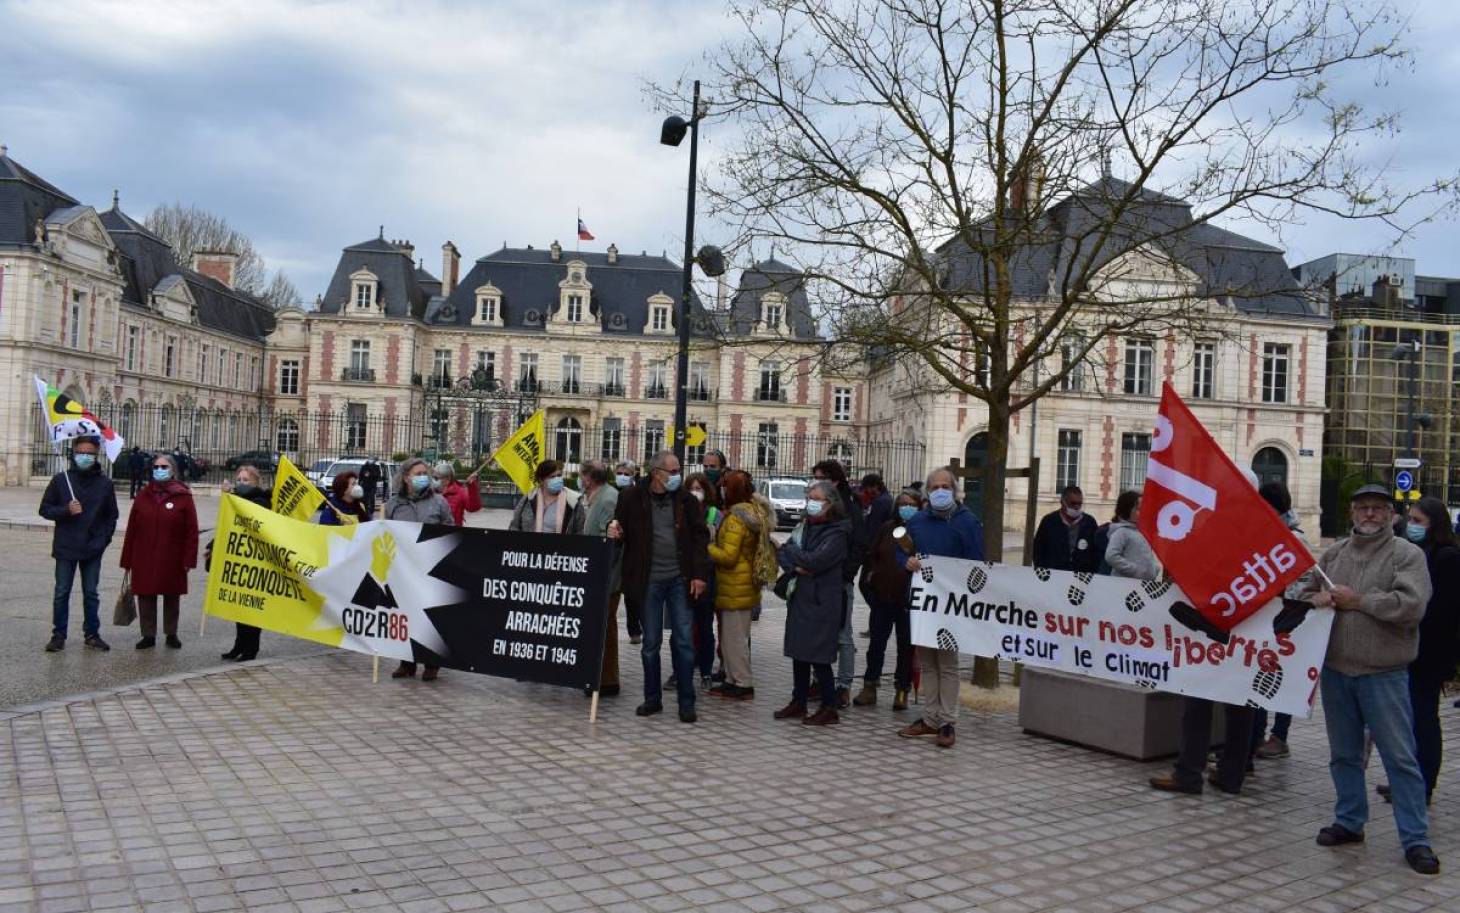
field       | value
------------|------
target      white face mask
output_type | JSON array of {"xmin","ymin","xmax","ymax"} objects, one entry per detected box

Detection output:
[
  {"xmin": 349, "ymin": 484, "xmax": 365, "ymax": 500},
  {"xmin": 690, "ymin": 489, "xmax": 705, "ymax": 502}
]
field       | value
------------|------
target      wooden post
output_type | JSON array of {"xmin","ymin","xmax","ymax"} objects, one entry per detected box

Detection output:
[
  {"xmin": 372, "ymin": 656, "xmax": 380, "ymax": 683},
  {"xmin": 199, "ymin": 611, "xmax": 207, "ymax": 637},
  {"xmin": 589, "ymin": 690, "xmax": 600, "ymax": 723}
]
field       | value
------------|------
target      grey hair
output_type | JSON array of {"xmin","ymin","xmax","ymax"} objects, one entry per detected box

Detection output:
[
  {"xmin": 433, "ymin": 460, "xmax": 455, "ymax": 480},
  {"xmin": 150, "ymin": 453, "xmax": 180, "ymax": 477},
  {"xmin": 234, "ymin": 463, "xmax": 263, "ymax": 484},
  {"xmin": 614, "ymin": 460, "xmax": 639, "ymax": 475},
  {"xmin": 926, "ymin": 466, "xmax": 958, "ymax": 489},
  {"xmin": 806, "ymin": 480, "xmax": 843, "ymax": 517},
  {"xmin": 649, "ymin": 449, "xmax": 678, "ymax": 471}
]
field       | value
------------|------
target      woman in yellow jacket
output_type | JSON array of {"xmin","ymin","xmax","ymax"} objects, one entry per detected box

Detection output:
[{"xmin": 708, "ymin": 469, "xmax": 771, "ymax": 700}]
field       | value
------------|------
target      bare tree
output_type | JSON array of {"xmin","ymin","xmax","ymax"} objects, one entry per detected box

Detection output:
[
  {"xmin": 145, "ymin": 202, "xmax": 269, "ymax": 294},
  {"xmin": 668, "ymin": 0, "xmax": 1452, "ymax": 561},
  {"xmin": 260, "ymin": 271, "xmax": 304, "ymax": 310}
]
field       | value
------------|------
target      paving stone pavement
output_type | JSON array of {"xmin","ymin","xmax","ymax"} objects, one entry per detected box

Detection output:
[{"xmin": 0, "ymin": 604, "xmax": 1457, "ymax": 913}]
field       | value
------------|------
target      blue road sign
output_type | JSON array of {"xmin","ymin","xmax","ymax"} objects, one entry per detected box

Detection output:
[{"xmin": 1396, "ymin": 470, "xmax": 1415, "ymax": 493}]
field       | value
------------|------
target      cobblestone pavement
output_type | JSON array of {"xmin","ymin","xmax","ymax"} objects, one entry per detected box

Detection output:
[{"xmin": 1, "ymin": 598, "xmax": 1457, "ymax": 913}]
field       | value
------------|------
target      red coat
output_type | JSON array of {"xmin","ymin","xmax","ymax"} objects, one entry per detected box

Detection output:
[
  {"xmin": 440, "ymin": 478, "xmax": 481, "ymax": 527},
  {"xmin": 121, "ymin": 482, "xmax": 200, "ymax": 595}
]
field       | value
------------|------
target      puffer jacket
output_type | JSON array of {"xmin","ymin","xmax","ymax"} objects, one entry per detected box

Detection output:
[
  {"xmin": 384, "ymin": 490, "xmax": 454, "ymax": 526},
  {"xmin": 1105, "ymin": 520, "xmax": 1159, "ymax": 581},
  {"xmin": 708, "ymin": 497, "xmax": 772, "ymax": 611}
]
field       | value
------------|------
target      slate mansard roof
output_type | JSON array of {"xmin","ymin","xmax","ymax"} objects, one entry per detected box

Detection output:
[
  {"xmin": 318, "ymin": 236, "xmax": 436, "ymax": 320},
  {"xmin": 0, "ymin": 147, "xmax": 80, "ymax": 247},
  {"xmin": 935, "ymin": 176, "xmax": 1320, "ymax": 320}
]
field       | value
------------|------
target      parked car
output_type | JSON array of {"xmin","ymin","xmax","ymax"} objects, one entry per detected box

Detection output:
[
  {"xmin": 758, "ymin": 477, "xmax": 808, "ymax": 529},
  {"xmin": 303, "ymin": 458, "xmax": 335, "ymax": 484},
  {"xmin": 320, "ymin": 458, "xmax": 399, "ymax": 499},
  {"xmin": 224, "ymin": 449, "xmax": 279, "ymax": 472}
]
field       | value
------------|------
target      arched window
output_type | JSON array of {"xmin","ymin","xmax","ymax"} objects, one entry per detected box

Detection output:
[
  {"xmin": 555, "ymin": 416, "xmax": 583, "ymax": 465},
  {"xmin": 1252, "ymin": 447, "xmax": 1288, "ymax": 487},
  {"xmin": 962, "ymin": 432, "xmax": 988, "ymax": 522},
  {"xmin": 828, "ymin": 440, "xmax": 853, "ymax": 466},
  {"xmin": 119, "ymin": 401, "xmax": 136, "ymax": 444},
  {"xmin": 277, "ymin": 417, "xmax": 300, "ymax": 453},
  {"xmin": 159, "ymin": 405, "xmax": 174, "ymax": 447}
]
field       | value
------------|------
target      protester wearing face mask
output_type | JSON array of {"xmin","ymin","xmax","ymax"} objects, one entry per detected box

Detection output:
[
  {"xmin": 39, "ymin": 436, "xmax": 119, "ymax": 653},
  {"xmin": 852, "ymin": 488, "xmax": 923, "ymax": 710},
  {"xmin": 607, "ymin": 450, "xmax": 711, "ymax": 723},
  {"xmin": 613, "ymin": 460, "xmax": 645, "ymax": 645},
  {"xmin": 315, "ymin": 471, "xmax": 372, "ymax": 526},
  {"xmin": 434, "ymin": 462, "xmax": 482, "ymax": 527},
  {"xmin": 213, "ymin": 465, "xmax": 273, "ymax": 660},
  {"xmin": 895, "ymin": 467, "xmax": 984, "ymax": 748},
  {"xmin": 120, "ymin": 453, "xmax": 199, "ymax": 650},
  {"xmin": 385, "ymin": 458, "xmax": 454, "ymax": 681},
  {"xmin": 702, "ymin": 449, "xmax": 728, "ymax": 496},
  {"xmin": 1031, "ymin": 485, "xmax": 1100, "ymax": 573},
  {"xmin": 508, "ymin": 460, "xmax": 584, "ymax": 534},
  {"xmin": 774, "ymin": 480, "xmax": 852, "ymax": 726},
  {"xmin": 680, "ymin": 472, "xmax": 723, "ymax": 689},
  {"xmin": 1373, "ymin": 496, "xmax": 1460, "ymax": 809}
]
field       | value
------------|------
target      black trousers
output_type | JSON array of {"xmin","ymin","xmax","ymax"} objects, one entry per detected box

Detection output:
[
  {"xmin": 1410, "ymin": 671, "xmax": 1445, "ymax": 797},
  {"xmin": 231, "ymin": 623, "xmax": 261, "ymax": 655},
  {"xmin": 863, "ymin": 597, "xmax": 911, "ymax": 689},
  {"xmin": 793, "ymin": 660, "xmax": 836, "ymax": 706},
  {"xmin": 624, "ymin": 592, "xmax": 643, "ymax": 638},
  {"xmin": 1173, "ymin": 697, "xmax": 1256, "ymax": 791}
]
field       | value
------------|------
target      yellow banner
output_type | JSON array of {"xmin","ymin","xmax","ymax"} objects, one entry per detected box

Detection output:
[
  {"xmin": 490, "ymin": 409, "xmax": 545, "ymax": 495},
  {"xmin": 273, "ymin": 454, "xmax": 327, "ymax": 521}
]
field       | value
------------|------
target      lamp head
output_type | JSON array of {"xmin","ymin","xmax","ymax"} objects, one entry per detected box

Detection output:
[
  {"xmin": 660, "ymin": 115, "xmax": 689, "ymax": 147},
  {"xmin": 695, "ymin": 244, "xmax": 727, "ymax": 277}
]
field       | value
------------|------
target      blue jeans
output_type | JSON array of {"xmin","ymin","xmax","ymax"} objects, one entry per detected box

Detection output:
[
  {"xmin": 836, "ymin": 582, "xmax": 856, "ymax": 688},
  {"xmin": 53, "ymin": 556, "xmax": 103, "ymax": 639},
  {"xmin": 641, "ymin": 576, "xmax": 696, "ymax": 710},
  {"xmin": 1320, "ymin": 667, "xmax": 1430, "ymax": 849}
]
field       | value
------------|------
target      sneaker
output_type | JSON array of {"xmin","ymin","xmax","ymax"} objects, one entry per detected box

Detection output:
[
  {"xmin": 935, "ymin": 724, "xmax": 956, "ymax": 748},
  {"xmin": 1255, "ymin": 736, "xmax": 1289, "ymax": 759},
  {"xmin": 1405, "ymin": 845, "xmax": 1440, "ymax": 875},
  {"xmin": 773, "ymin": 701, "xmax": 807, "ymax": 719},
  {"xmin": 1316, "ymin": 824, "xmax": 1364, "ymax": 847},
  {"xmin": 84, "ymin": 634, "xmax": 110, "ymax": 652},
  {"xmin": 852, "ymin": 685, "xmax": 878, "ymax": 707},
  {"xmin": 1148, "ymin": 774, "xmax": 1202, "ymax": 795},
  {"xmin": 803, "ymin": 706, "xmax": 840, "ymax": 726},
  {"xmin": 165, "ymin": 635, "xmax": 182, "ymax": 649},
  {"xmin": 898, "ymin": 720, "xmax": 938, "ymax": 739},
  {"xmin": 135, "ymin": 636, "xmax": 156, "ymax": 650},
  {"xmin": 835, "ymin": 687, "xmax": 851, "ymax": 709},
  {"xmin": 44, "ymin": 636, "xmax": 65, "ymax": 653},
  {"xmin": 679, "ymin": 707, "xmax": 697, "ymax": 724},
  {"xmin": 635, "ymin": 701, "xmax": 663, "ymax": 717},
  {"xmin": 892, "ymin": 689, "xmax": 909, "ymax": 711},
  {"xmin": 700, "ymin": 675, "xmax": 713, "ymax": 691}
]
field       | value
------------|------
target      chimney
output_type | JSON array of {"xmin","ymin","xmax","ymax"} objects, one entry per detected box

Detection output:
[
  {"xmin": 192, "ymin": 250, "xmax": 238, "ymax": 289},
  {"xmin": 606, "ymin": 243, "xmax": 619, "ymax": 265},
  {"xmin": 395, "ymin": 238, "xmax": 414, "ymax": 260},
  {"xmin": 716, "ymin": 274, "xmax": 729, "ymax": 312},
  {"xmin": 550, "ymin": 240, "xmax": 562, "ymax": 262},
  {"xmin": 441, "ymin": 241, "xmax": 460, "ymax": 296}
]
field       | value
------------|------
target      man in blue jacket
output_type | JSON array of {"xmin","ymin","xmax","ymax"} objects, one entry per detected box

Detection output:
[
  {"xmin": 38, "ymin": 437, "xmax": 119, "ymax": 652},
  {"xmin": 894, "ymin": 466, "xmax": 984, "ymax": 748}
]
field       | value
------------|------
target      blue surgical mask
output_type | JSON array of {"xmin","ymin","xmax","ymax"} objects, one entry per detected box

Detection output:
[
  {"xmin": 929, "ymin": 488, "xmax": 955, "ymax": 511},
  {"xmin": 151, "ymin": 467, "xmax": 172, "ymax": 482},
  {"xmin": 1405, "ymin": 522, "xmax": 1428, "ymax": 544},
  {"xmin": 411, "ymin": 474, "xmax": 431, "ymax": 492},
  {"xmin": 898, "ymin": 504, "xmax": 918, "ymax": 522},
  {"xmin": 73, "ymin": 453, "xmax": 96, "ymax": 470},
  {"xmin": 805, "ymin": 499, "xmax": 825, "ymax": 517},
  {"xmin": 546, "ymin": 476, "xmax": 565, "ymax": 494},
  {"xmin": 664, "ymin": 473, "xmax": 682, "ymax": 492},
  {"xmin": 615, "ymin": 474, "xmax": 633, "ymax": 488}
]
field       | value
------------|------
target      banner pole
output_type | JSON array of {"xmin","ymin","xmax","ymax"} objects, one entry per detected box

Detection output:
[
  {"xmin": 589, "ymin": 690, "xmax": 600, "ymax": 723},
  {"xmin": 1315, "ymin": 566, "xmax": 1336, "ymax": 590},
  {"xmin": 372, "ymin": 656, "xmax": 380, "ymax": 684},
  {"xmin": 199, "ymin": 610, "xmax": 206, "ymax": 637}
]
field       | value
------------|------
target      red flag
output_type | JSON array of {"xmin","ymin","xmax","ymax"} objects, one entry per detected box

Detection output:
[
  {"xmin": 577, "ymin": 219, "xmax": 594, "ymax": 241},
  {"xmin": 1138, "ymin": 383, "xmax": 1313, "ymax": 630}
]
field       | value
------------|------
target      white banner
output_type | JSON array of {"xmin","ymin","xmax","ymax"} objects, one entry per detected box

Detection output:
[{"xmin": 908, "ymin": 558, "xmax": 1333, "ymax": 716}]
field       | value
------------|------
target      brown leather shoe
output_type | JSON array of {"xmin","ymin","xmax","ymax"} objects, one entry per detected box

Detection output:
[
  {"xmin": 391, "ymin": 662, "xmax": 415, "ymax": 679},
  {"xmin": 935, "ymin": 724, "xmax": 956, "ymax": 748},
  {"xmin": 773, "ymin": 701, "xmax": 807, "ymax": 719},
  {"xmin": 892, "ymin": 689, "xmax": 909, "ymax": 711},
  {"xmin": 898, "ymin": 719, "xmax": 938, "ymax": 739},
  {"xmin": 852, "ymin": 685, "xmax": 877, "ymax": 706},
  {"xmin": 421, "ymin": 666, "xmax": 439, "ymax": 682},
  {"xmin": 802, "ymin": 706, "xmax": 841, "ymax": 726},
  {"xmin": 1149, "ymin": 773, "xmax": 1202, "ymax": 795}
]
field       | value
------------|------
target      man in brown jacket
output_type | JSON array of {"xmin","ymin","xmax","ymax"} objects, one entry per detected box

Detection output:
[
  {"xmin": 1303, "ymin": 484, "xmax": 1438, "ymax": 875},
  {"xmin": 608, "ymin": 450, "xmax": 711, "ymax": 723}
]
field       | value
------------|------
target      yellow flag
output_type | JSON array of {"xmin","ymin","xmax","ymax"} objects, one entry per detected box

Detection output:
[
  {"xmin": 490, "ymin": 410, "xmax": 546, "ymax": 495},
  {"xmin": 272, "ymin": 454, "xmax": 327, "ymax": 521}
]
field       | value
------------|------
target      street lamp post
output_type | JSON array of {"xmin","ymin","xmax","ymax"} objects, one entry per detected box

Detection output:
[
  {"xmin": 660, "ymin": 80, "xmax": 726, "ymax": 466},
  {"xmin": 1390, "ymin": 339, "xmax": 1434, "ymax": 494}
]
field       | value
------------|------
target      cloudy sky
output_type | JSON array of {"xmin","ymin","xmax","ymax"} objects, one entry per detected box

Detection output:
[{"xmin": 3, "ymin": 0, "xmax": 1458, "ymax": 300}]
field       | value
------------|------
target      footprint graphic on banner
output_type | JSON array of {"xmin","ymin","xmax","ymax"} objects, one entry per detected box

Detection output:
[
  {"xmin": 918, "ymin": 556, "xmax": 934, "ymax": 583},
  {"xmin": 966, "ymin": 565, "xmax": 988, "ymax": 594},
  {"xmin": 1252, "ymin": 665, "xmax": 1283, "ymax": 701},
  {"xmin": 936, "ymin": 628, "xmax": 959, "ymax": 653}
]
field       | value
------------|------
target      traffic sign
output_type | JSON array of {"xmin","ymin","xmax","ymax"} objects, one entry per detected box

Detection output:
[
  {"xmin": 1394, "ymin": 457, "xmax": 1422, "ymax": 470},
  {"xmin": 1395, "ymin": 470, "xmax": 1415, "ymax": 493},
  {"xmin": 667, "ymin": 425, "xmax": 708, "ymax": 448}
]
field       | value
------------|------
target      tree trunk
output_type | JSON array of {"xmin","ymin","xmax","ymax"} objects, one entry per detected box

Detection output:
[{"xmin": 970, "ymin": 394, "xmax": 1013, "ymax": 689}]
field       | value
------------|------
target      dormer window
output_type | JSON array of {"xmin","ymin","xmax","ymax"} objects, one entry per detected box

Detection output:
[
  {"xmin": 472, "ymin": 282, "xmax": 503, "ymax": 326},
  {"xmin": 761, "ymin": 292, "xmax": 787, "ymax": 332},
  {"xmin": 349, "ymin": 267, "xmax": 379, "ymax": 311},
  {"xmin": 644, "ymin": 291, "xmax": 675, "ymax": 334},
  {"xmin": 566, "ymin": 294, "xmax": 584, "ymax": 323},
  {"xmin": 652, "ymin": 306, "xmax": 669, "ymax": 332},
  {"xmin": 765, "ymin": 302, "xmax": 782, "ymax": 327}
]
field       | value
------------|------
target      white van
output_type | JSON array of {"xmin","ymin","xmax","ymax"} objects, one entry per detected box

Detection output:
[{"xmin": 758, "ymin": 477, "xmax": 808, "ymax": 529}]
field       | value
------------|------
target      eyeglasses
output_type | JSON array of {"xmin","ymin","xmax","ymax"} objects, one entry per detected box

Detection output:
[{"xmin": 1352, "ymin": 503, "xmax": 1390, "ymax": 514}]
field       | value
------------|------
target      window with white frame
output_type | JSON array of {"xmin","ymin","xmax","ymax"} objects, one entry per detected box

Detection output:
[
  {"xmin": 234, "ymin": 353, "xmax": 243, "ymax": 387},
  {"xmin": 1059, "ymin": 334, "xmax": 1085, "ymax": 392},
  {"xmin": 832, "ymin": 386, "xmax": 852, "ymax": 422},
  {"xmin": 758, "ymin": 360, "xmax": 782, "ymax": 401},
  {"xmin": 125, "ymin": 326, "xmax": 139, "ymax": 371},
  {"xmin": 164, "ymin": 336, "xmax": 177, "ymax": 378},
  {"xmin": 346, "ymin": 402, "xmax": 367, "ymax": 450},
  {"xmin": 604, "ymin": 357, "xmax": 625, "ymax": 395},
  {"xmin": 432, "ymin": 349, "xmax": 452, "ymax": 386},
  {"xmin": 1262, "ymin": 343, "xmax": 1290, "ymax": 403},
  {"xmin": 68, "ymin": 291, "xmax": 83, "ymax": 349},
  {"xmin": 689, "ymin": 361, "xmax": 710, "ymax": 400},
  {"xmin": 199, "ymin": 344, "xmax": 210, "ymax": 382},
  {"xmin": 1056, "ymin": 430, "xmax": 1081, "ymax": 491},
  {"xmin": 475, "ymin": 293, "xmax": 498, "ymax": 324},
  {"xmin": 646, "ymin": 363, "xmax": 669, "ymax": 398},
  {"xmin": 566, "ymin": 294, "xmax": 584, "ymax": 323},
  {"xmin": 764, "ymin": 300, "xmax": 783, "ymax": 329},
  {"xmin": 1192, "ymin": 342, "xmax": 1216, "ymax": 399},
  {"xmin": 601, "ymin": 418, "xmax": 622, "ymax": 461},
  {"xmin": 349, "ymin": 340, "xmax": 371, "ymax": 380},
  {"xmin": 216, "ymin": 346, "xmax": 226, "ymax": 384},
  {"xmin": 276, "ymin": 417, "xmax": 299, "ymax": 452},
  {"xmin": 651, "ymin": 305, "xmax": 670, "ymax": 332},
  {"xmin": 518, "ymin": 353, "xmax": 538, "ymax": 391},
  {"xmin": 475, "ymin": 351, "xmax": 495, "ymax": 385},
  {"xmin": 756, "ymin": 422, "xmax": 780, "ymax": 469},
  {"xmin": 353, "ymin": 280, "xmax": 374, "ymax": 309},
  {"xmin": 1119, "ymin": 433, "xmax": 1151, "ymax": 492},
  {"xmin": 249, "ymin": 357, "xmax": 258, "ymax": 391},
  {"xmin": 279, "ymin": 360, "xmax": 300, "ymax": 396},
  {"xmin": 643, "ymin": 420, "xmax": 665, "ymax": 459},
  {"xmin": 562, "ymin": 355, "xmax": 582, "ymax": 393},
  {"xmin": 1123, "ymin": 338, "xmax": 1155, "ymax": 396}
]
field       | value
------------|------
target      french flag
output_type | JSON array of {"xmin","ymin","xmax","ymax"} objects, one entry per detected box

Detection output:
[{"xmin": 577, "ymin": 219, "xmax": 594, "ymax": 241}]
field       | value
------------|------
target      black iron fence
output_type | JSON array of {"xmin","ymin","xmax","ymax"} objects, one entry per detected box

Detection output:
[{"xmin": 28, "ymin": 402, "xmax": 927, "ymax": 492}]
